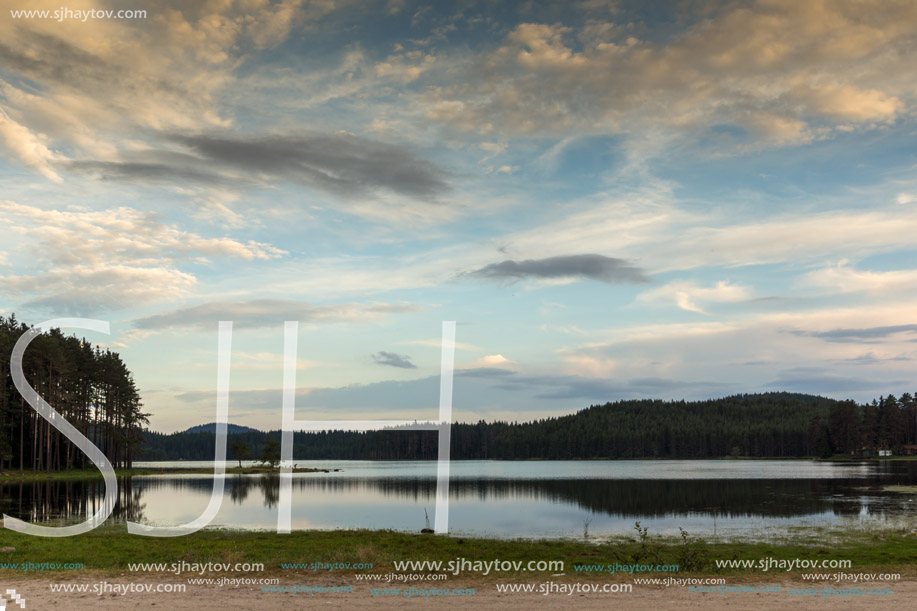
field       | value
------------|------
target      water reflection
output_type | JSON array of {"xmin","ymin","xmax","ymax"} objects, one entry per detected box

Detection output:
[
  {"xmin": 227, "ymin": 475, "xmax": 279, "ymax": 508},
  {"xmin": 0, "ymin": 477, "xmax": 146, "ymax": 525},
  {"xmin": 2, "ymin": 461, "xmax": 916, "ymax": 538}
]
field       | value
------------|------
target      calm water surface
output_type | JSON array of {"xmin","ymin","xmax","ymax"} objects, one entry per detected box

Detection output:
[{"xmin": 2, "ymin": 460, "xmax": 915, "ymax": 540}]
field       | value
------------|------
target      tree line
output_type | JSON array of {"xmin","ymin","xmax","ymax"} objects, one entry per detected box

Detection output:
[
  {"xmin": 141, "ymin": 392, "xmax": 917, "ymax": 461},
  {"xmin": 0, "ymin": 315, "xmax": 149, "ymax": 471}
]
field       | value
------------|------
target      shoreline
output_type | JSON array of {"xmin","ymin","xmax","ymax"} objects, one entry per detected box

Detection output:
[
  {"xmin": 0, "ymin": 466, "xmax": 336, "ymax": 483},
  {"xmin": 4, "ymin": 455, "xmax": 915, "ymax": 483}
]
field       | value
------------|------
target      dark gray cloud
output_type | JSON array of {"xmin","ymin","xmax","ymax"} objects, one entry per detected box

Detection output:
[
  {"xmin": 133, "ymin": 299, "xmax": 422, "ymax": 331},
  {"xmin": 68, "ymin": 132, "xmax": 450, "ymax": 199},
  {"xmin": 372, "ymin": 351, "xmax": 417, "ymax": 369},
  {"xmin": 169, "ymin": 133, "xmax": 450, "ymax": 199},
  {"xmin": 467, "ymin": 254, "xmax": 650, "ymax": 284},
  {"xmin": 791, "ymin": 324, "xmax": 917, "ymax": 343},
  {"xmin": 69, "ymin": 160, "xmax": 228, "ymax": 185}
]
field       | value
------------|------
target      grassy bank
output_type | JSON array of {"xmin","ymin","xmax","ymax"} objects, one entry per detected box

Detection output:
[{"xmin": 2, "ymin": 526, "xmax": 916, "ymax": 579}]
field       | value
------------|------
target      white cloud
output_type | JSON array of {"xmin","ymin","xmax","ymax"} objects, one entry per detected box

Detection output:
[
  {"xmin": 3, "ymin": 264, "xmax": 197, "ymax": 314},
  {"xmin": 132, "ymin": 299, "xmax": 423, "ymax": 331},
  {"xmin": 0, "ymin": 200, "xmax": 285, "ymax": 313},
  {"xmin": 556, "ymin": 299, "xmax": 917, "ymax": 403},
  {"xmin": 638, "ymin": 281, "xmax": 753, "ymax": 314},
  {"xmin": 192, "ymin": 190, "xmax": 249, "ymax": 229},
  {"xmin": 0, "ymin": 108, "xmax": 63, "ymax": 181},
  {"xmin": 560, "ymin": 354, "xmax": 617, "ymax": 377},
  {"xmin": 659, "ymin": 208, "xmax": 917, "ymax": 271},
  {"xmin": 801, "ymin": 261, "xmax": 917, "ymax": 295},
  {"xmin": 0, "ymin": 201, "xmax": 283, "ymax": 266},
  {"xmin": 403, "ymin": 338, "xmax": 481, "ymax": 352},
  {"xmin": 464, "ymin": 354, "xmax": 517, "ymax": 369}
]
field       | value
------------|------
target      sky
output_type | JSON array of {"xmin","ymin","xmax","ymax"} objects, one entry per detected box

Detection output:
[{"xmin": 1, "ymin": 0, "xmax": 917, "ymax": 433}]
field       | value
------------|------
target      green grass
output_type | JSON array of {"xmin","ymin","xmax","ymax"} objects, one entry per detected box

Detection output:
[
  {"xmin": 2, "ymin": 526, "xmax": 916, "ymax": 579},
  {"xmin": 0, "ymin": 468, "xmax": 119, "ymax": 482},
  {"xmin": 883, "ymin": 485, "xmax": 917, "ymax": 493}
]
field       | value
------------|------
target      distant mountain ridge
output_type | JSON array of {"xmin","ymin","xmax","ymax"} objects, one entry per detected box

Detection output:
[
  {"xmin": 141, "ymin": 392, "xmax": 917, "ymax": 460},
  {"xmin": 181, "ymin": 423, "xmax": 262, "ymax": 435},
  {"xmin": 140, "ymin": 391, "xmax": 917, "ymax": 461}
]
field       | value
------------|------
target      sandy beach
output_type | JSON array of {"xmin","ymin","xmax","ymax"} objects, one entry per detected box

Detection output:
[{"xmin": 2, "ymin": 576, "xmax": 911, "ymax": 610}]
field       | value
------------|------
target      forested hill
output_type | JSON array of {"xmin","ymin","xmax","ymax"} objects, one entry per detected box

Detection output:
[
  {"xmin": 141, "ymin": 392, "xmax": 917, "ymax": 460},
  {"xmin": 0, "ymin": 315, "xmax": 148, "ymax": 471}
]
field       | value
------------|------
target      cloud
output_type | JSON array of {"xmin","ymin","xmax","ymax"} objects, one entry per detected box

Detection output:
[
  {"xmin": 0, "ymin": 12, "xmax": 232, "ymax": 160},
  {"xmin": 744, "ymin": 112, "xmax": 817, "ymax": 146},
  {"xmin": 764, "ymin": 368, "xmax": 895, "ymax": 393},
  {"xmin": 159, "ymin": 298, "xmax": 917, "ymax": 427},
  {"xmin": 221, "ymin": 195, "xmax": 917, "ymax": 292},
  {"xmin": 521, "ymin": 376, "xmax": 730, "ymax": 401},
  {"xmin": 374, "ymin": 50, "xmax": 436, "ymax": 84},
  {"xmin": 467, "ymin": 254, "xmax": 650, "ymax": 284},
  {"xmin": 0, "ymin": 201, "xmax": 283, "ymax": 266},
  {"xmin": 456, "ymin": 367, "xmax": 518, "ymax": 379},
  {"xmin": 464, "ymin": 354, "xmax": 516, "ymax": 369},
  {"xmin": 0, "ymin": 108, "xmax": 63, "ymax": 181},
  {"xmin": 420, "ymin": 1, "xmax": 915, "ymax": 145},
  {"xmin": 0, "ymin": 31, "xmax": 127, "ymax": 99},
  {"xmin": 132, "ymin": 300, "xmax": 423, "ymax": 331},
  {"xmin": 371, "ymin": 351, "xmax": 418, "ymax": 369},
  {"xmin": 386, "ymin": 0, "xmax": 406, "ymax": 15},
  {"xmin": 553, "ymin": 297, "xmax": 917, "ymax": 403},
  {"xmin": 0, "ymin": 0, "xmax": 356, "ymax": 180},
  {"xmin": 638, "ymin": 280, "xmax": 753, "ymax": 314},
  {"xmin": 648, "ymin": 207, "xmax": 917, "ymax": 272},
  {"xmin": 3, "ymin": 265, "xmax": 196, "ymax": 316},
  {"xmin": 801, "ymin": 262, "xmax": 917, "ymax": 295},
  {"xmin": 403, "ymin": 338, "xmax": 481, "ymax": 351},
  {"xmin": 165, "ymin": 132, "xmax": 450, "ymax": 199},
  {"xmin": 456, "ymin": 366, "xmax": 729, "ymax": 401},
  {"xmin": 793, "ymin": 83, "xmax": 902, "ymax": 123},
  {"xmin": 172, "ymin": 370, "xmax": 730, "ymax": 421},
  {"xmin": 68, "ymin": 159, "xmax": 230, "ymax": 186},
  {"xmin": 0, "ymin": 201, "xmax": 283, "ymax": 314},
  {"xmin": 791, "ymin": 324, "xmax": 917, "ymax": 343},
  {"xmin": 560, "ymin": 354, "xmax": 617, "ymax": 377}
]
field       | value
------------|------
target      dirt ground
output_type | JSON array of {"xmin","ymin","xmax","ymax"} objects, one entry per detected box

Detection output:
[{"xmin": 1, "ymin": 576, "xmax": 912, "ymax": 610}]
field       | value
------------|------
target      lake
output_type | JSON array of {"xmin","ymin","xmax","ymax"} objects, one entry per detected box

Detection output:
[{"xmin": 2, "ymin": 460, "xmax": 916, "ymax": 540}]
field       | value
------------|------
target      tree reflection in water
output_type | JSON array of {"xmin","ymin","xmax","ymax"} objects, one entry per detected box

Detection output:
[{"xmin": 2, "ymin": 462, "xmax": 916, "ymax": 530}]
